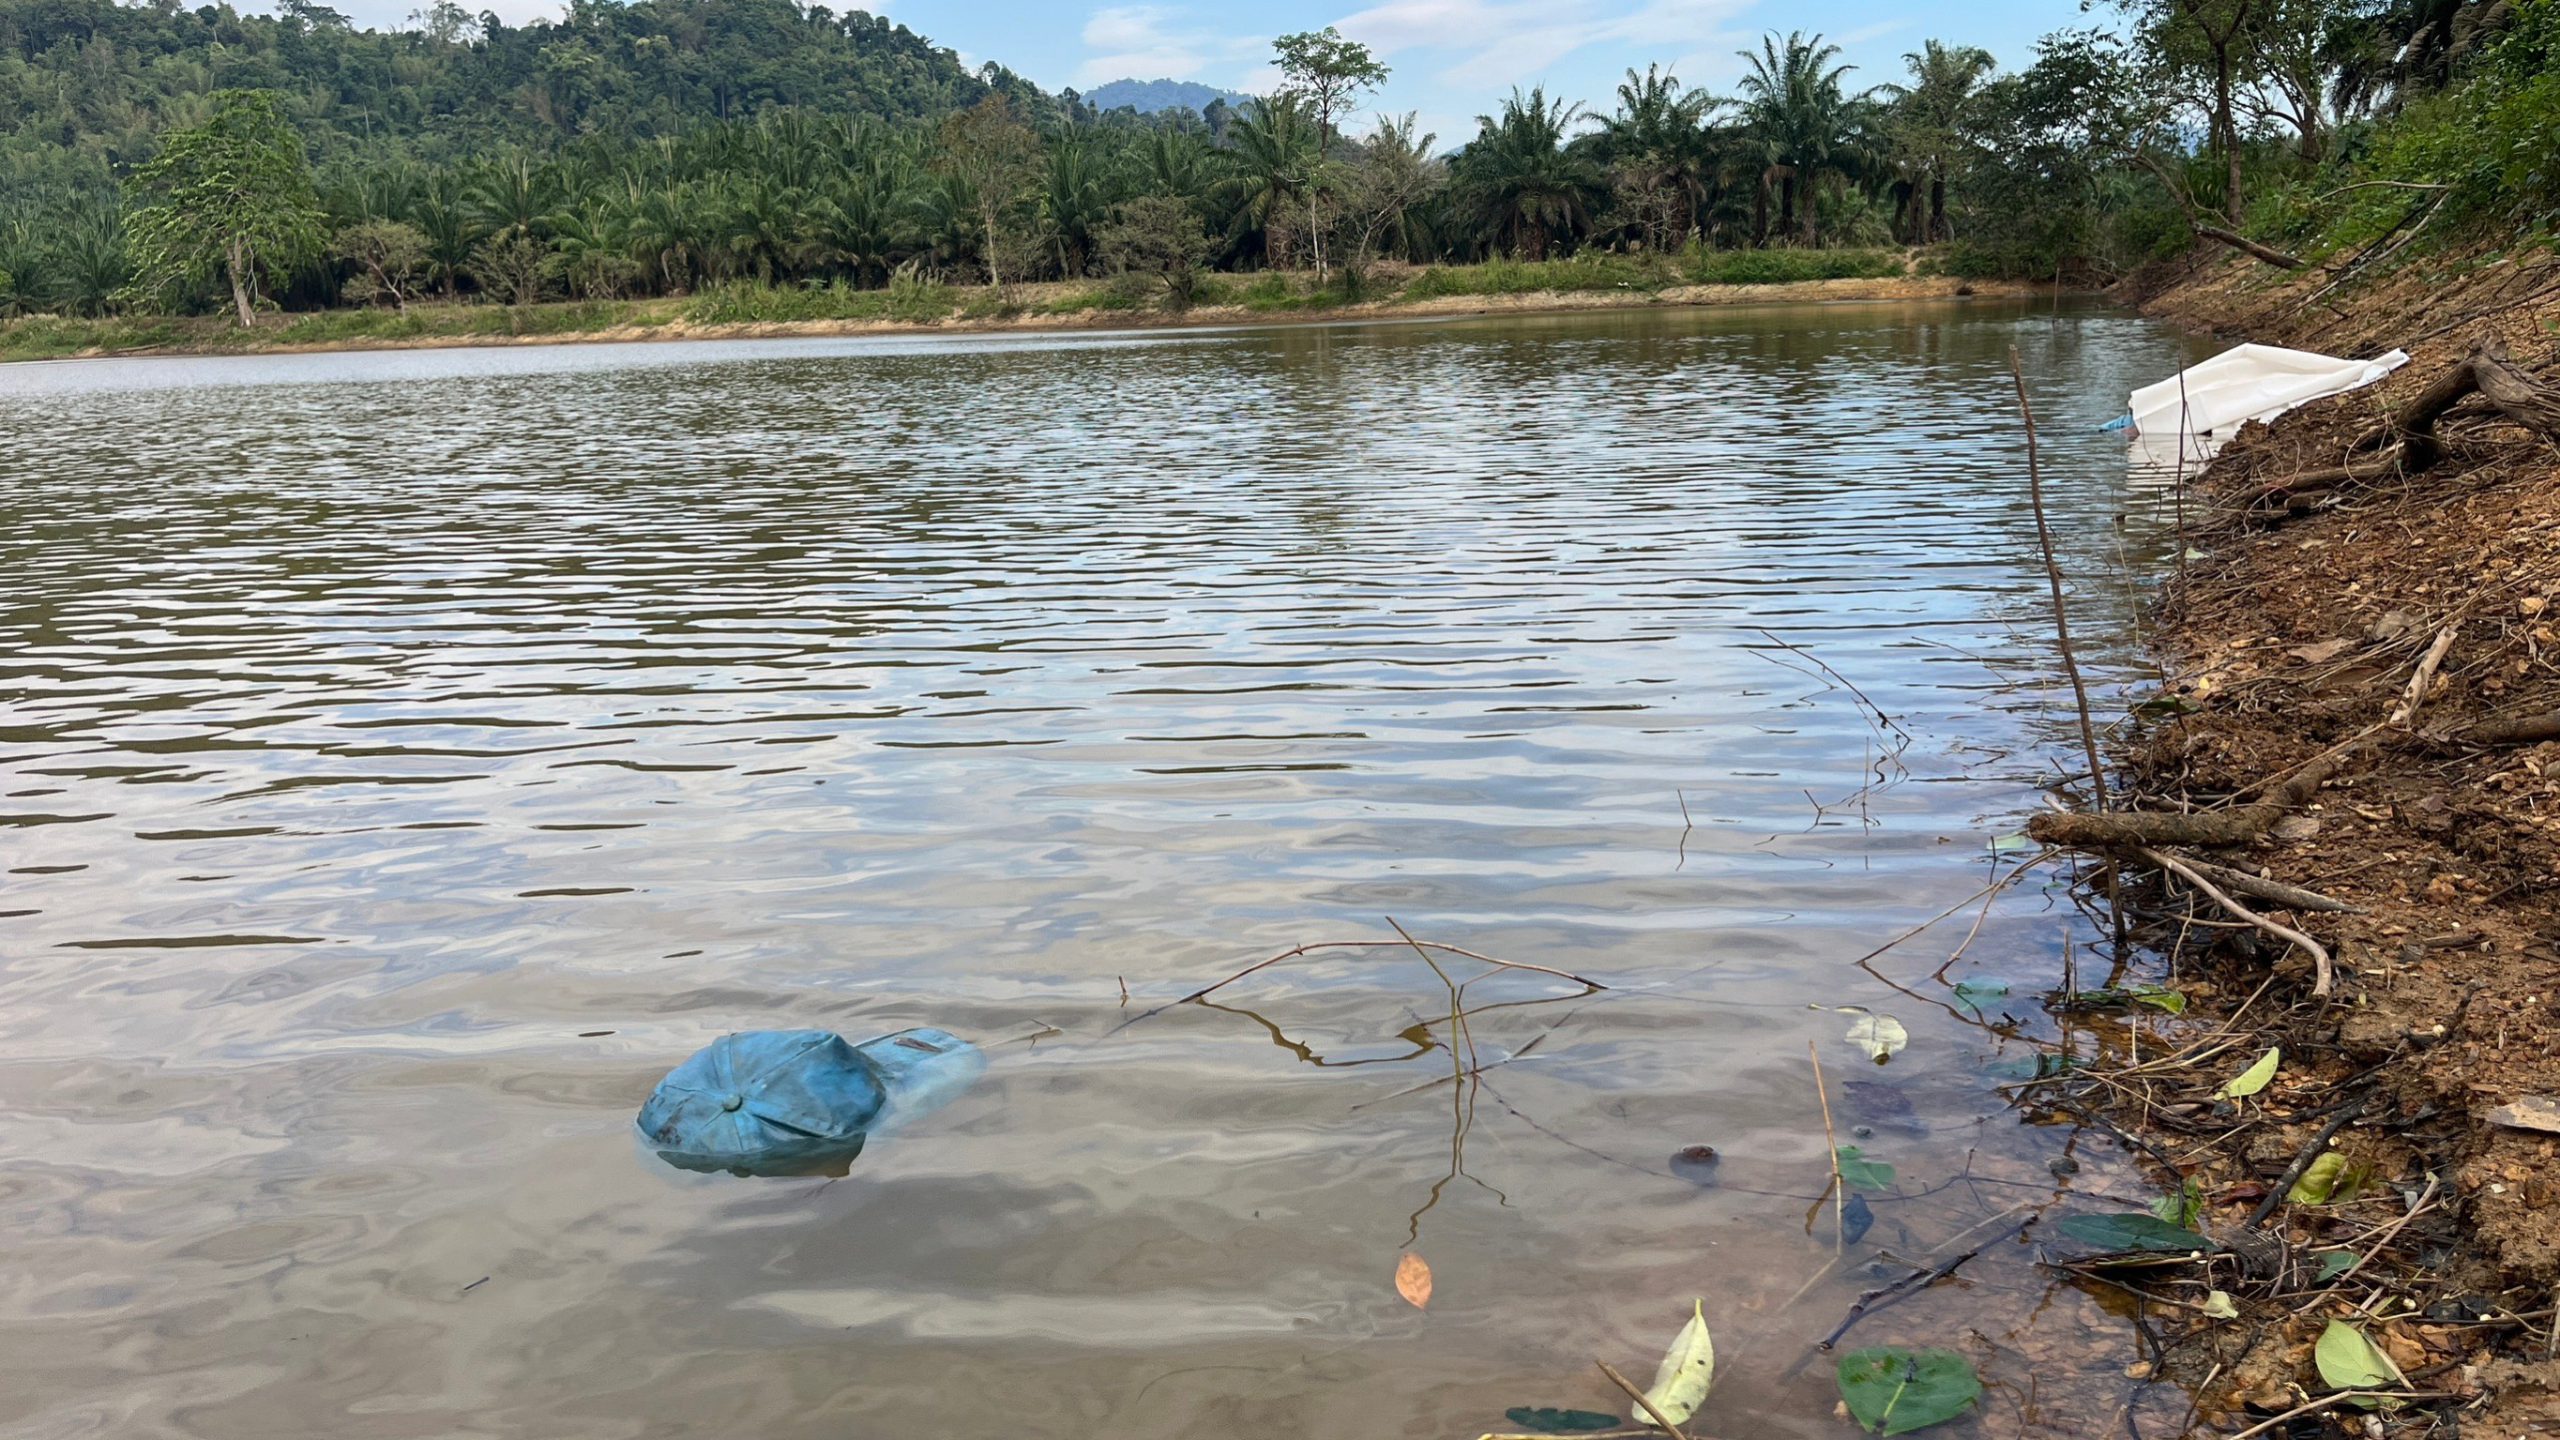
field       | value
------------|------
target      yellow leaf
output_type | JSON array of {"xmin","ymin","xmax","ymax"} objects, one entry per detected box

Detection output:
[
  {"xmin": 1395, "ymin": 1252, "xmax": 1433, "ymax": 1310},
  {"xmin": 1640, "ymin": 1298, "xmax": 1716, "ymax": 1425}
]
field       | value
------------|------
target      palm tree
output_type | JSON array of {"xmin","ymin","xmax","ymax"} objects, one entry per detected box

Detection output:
[
  {"xmin": 412, "ymin": 172, "xmax": 480, "ymax": 298},
  {"xmin": 721, "ymin": 174, "xmax": 805, "ymax": 282},
  {"xmin": 464, "ymin": 151, "xmax": 553, "ymax": 242},
  {"xmin": 1143, "ymin": 127, "xmax": 1221, "ymax": 205},
  {"xmin": 44, "ymin": 195, "xmax": 131, "ymax": 315},
  {"xmin": 1732, "ymin": 31, "xmax": 1870, "ymax": 246},
  {"xmin": 1881, "ymin": 41, "xmax": 1996, "ymax": 242},
  {"xmin": 1456, "ymin": 87, "xmax": 1602, "ymax": 259},
  {"xmin": 621, "ymin": 181, "xmax": 712, "ymax": 293},
  {"xmin": 1597, "ymin": 64, "xmax": 1720, "ymax": 249},
  {"xmin": 1038, "ymin": 132, "xmax": 1116, "ymax": 278},
  {"xmin": 1221, "ymin": 96, "xmax": 1320, "ymax": 267},
  {"xmin": 1346, "ymin": 114, "xmax": 1444, "ymax": 264},
  {"xmin": 806, "ymin": 168, "xmax": 909, "ymax": 285}
]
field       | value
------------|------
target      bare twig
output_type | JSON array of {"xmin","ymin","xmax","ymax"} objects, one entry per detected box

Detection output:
[
  {"xmin": 1817, "ymin": 1216, "xmax": 2030, "ymax": 1350},
  {"xmin": 2221, "ymin": 1390, "xmax": 2454, "ymax": 1440},
  {"xmin": 2314, "ymin": 179, "xmax": 2451, "ymax": 199},
  {"xmin": 1811, "ymin": 1040, "xmax": 1846, "ymax": 1255},
  {"xmin": 2011, "ymin": 347, "xmax": 2109, "ymax": 815},
  {"xmin": 2312, "ymin": 1173, "xmax": 2442, "ymax": 1295},
  {"xmin": 1108, "ymin": 937, "xmax": 1606, "ymax": 1034},
  {"xmin": 1595, "ymin": 1359, "xmax": 1693, "ymax": 1440},
  {"xmin": 2139, "ymin": 846, "xmax": 2334, "ymax": 996},
  {"xmin": 2388, "ymin": 622, "xmax": 2460, "ymax": 729},
  {"xmin": 2167, "ymin": 857, "xmax": 2358, "ymax": 914},
  {"xmin": 1850, "ymin": 850, "xmax": 2057, "ymax": 968}
]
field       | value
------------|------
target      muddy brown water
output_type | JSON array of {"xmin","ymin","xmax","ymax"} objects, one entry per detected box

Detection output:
[{"xmin": 1, "ymin": 303, "xmax": 2221, "ymax": 1439}]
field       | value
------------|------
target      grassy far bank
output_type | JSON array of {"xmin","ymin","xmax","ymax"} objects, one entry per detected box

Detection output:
[{"xmin": 0, "ymin": 248, "xmax": 1916, "ymax": 363}]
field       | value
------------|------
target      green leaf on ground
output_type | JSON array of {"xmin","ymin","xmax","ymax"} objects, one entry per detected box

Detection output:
[
  {"xmin": 1503, "ymin": 1408, "xmax": 1622, "ymax": 1434},
  {"xmin": 1837, "ymin": 1348, "xmax": 1982, "ymax": 1436},
  {"xmin": 2218, "ymin": 1046, "xmax": 2281, "ymax": 1099},
  {"xmin": 2315, "ymin": 1251, "xmax": 2358, "ymax": 1283},
  {"xmin": 1983, "ymin": 1051, "xmax": 2076, "ymax": 1080},
  {"xmin": 2129, "ymin": 984, "xmax": 2188, "ymax": 1015},
  {"xmin": 2063, "ymin": 984, "xmax": 2186, "ymax": 1014},
  {"xmin": 2057, "ymin": 1212, "xmax": 2211, "ymax": 1253},
  {"xmin": 1836, "ymin": 1146, "xmax": 1896, "ymax": 1193},
  {"xmin": 2314, "ymin": 1320, "xmax": 2403, "ymax": 1399},
  {"xmin": 2201, "ymin": 1290, "xmax": 2240, "ymax": 1320},
  {"xmin": 2289, "ymin": 1152, "xmax": 2349, "ymax": 1205},
  {"xmin": 2151, "ymin": 1179, "xmax": 2204, "ymax": 1228}
]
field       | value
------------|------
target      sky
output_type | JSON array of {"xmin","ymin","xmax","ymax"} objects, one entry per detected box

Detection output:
[{"xmin": 317, "ymin": 0, "xmax": 2092, "ymax": 150}]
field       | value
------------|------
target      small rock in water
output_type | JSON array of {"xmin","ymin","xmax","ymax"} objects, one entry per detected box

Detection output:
[
  {"xmin": 2048, "ymin": 1155, "xmax": 2081, "ymax": 1176},
  {"xmin": 1670, "ymin": 1144, "xmax": 1720, "ymax": 1185}
]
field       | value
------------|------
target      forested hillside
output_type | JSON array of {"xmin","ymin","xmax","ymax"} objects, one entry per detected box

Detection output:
[{"xmin": 0, "ymin": 0, "xmax": 1042, "ymax": 184}]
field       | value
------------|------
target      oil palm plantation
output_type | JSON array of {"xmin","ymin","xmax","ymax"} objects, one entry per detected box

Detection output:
[
  {"xmin": 1880, "ymin": 41, "xmax": 1996, "ymax": 242},
  {"xmin": 1221, "ymin": 97, "xmax": 1320, "ymax": 267},
  {"xmin": 1594, "ymin": 64, "xmax": 1720, "ymax": 250},
  {"xmin": 1038, "ymin": 132, "xmax": 1117, "ymax": 277},
  {"xmin": 1732, "ymin": 31, "xmax": 1873, "ymax": 246},
  {"xmin": 1456, "ymin": 86, "xmax": 1603, "ymax": 259}
]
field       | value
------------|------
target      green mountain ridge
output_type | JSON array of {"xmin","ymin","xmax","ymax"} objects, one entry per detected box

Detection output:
[
  {"xmin": 0, "ymin": 0, "xmax": 1047, "ymax": 190},
  {"xmin": 1078, "ymin": 78, "xmax": 1252, "ymax": 116}
]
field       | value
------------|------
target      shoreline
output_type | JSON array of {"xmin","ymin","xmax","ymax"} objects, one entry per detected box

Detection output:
[
  {"xmin": 2038, "ymin": 244, "xmax": 2560, "ymax": 1430},
  {"xmin": 1, "ymin": 274, "xmax": 2049, "ymax": 365}
]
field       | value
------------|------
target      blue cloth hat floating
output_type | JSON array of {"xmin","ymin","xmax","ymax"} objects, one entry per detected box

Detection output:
[{"xmin": 637, "ymin": 1026, "xmax": 983, "ymax": 1177}]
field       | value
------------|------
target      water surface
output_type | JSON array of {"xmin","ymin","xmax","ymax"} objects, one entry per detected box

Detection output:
[{"xmin": 0, "ymin": 303, "xmax": 2209, "ymax": 1439}]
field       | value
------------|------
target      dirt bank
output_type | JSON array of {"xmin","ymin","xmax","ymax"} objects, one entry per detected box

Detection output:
[
  {"xmin": 0, "ymin": 272, "xmax": 2038, "ymax": 365},
  {"xmin": 2040, "ymin": 242, "xmax": 2560, "ymax": 1434}
]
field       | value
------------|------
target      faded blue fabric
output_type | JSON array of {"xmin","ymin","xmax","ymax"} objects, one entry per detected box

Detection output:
[{"xmin": 637, "ymin": 1027, "xmax": 981, "ymax": 1177}]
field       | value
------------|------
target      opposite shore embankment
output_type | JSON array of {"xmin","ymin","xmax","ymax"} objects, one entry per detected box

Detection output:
[{"xmin": 0, "ymin": 271, "xmax": 2047, "ymax": 365}]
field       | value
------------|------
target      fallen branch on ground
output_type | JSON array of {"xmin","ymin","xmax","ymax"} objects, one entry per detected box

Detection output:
[
  {"xmin": 2024, "ymin": 739, "xmax": 2352, "ymax": 849},
  {"xmin": 2139, "ymin": 846, "xmax": 2334, "ymax": 995},
  {"xmin": 2453, "ymin": 707, "xmax": 2560, "ymax": 747},
  {"xmin": 2388, "ymin": 622, "xmax": 2461, "ymax": 729},
  {"xmin": 2251, "ymin": 336, "xmax": 2560, "ymax": 512},
  {"xmin": 2172, "ymin": 857, "xmax": 2357, "ymax": 913},
  {"xmin": 2195, "ymin": 222, "xmax": 2308, "ymax": 271}
]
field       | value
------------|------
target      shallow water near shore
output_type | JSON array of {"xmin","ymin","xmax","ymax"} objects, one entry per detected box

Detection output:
[{"xmin": 0, "ymin": 301, "xmax": 2215, "ymax": 1439}]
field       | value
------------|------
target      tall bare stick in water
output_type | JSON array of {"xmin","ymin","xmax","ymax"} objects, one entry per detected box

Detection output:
[
  {"xmin": 2009, "ymin": 347, "xmax": 2108, "ymax": 815},
  {"xmin": 1809, "ymin": 1040, "xmax": 1846, "ymax": 1255}
]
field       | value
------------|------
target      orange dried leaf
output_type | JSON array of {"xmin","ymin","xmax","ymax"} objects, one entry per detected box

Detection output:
[{"xmin": 1394, "ymin": 1252, "xmax": 1432, "ymax": 1309}]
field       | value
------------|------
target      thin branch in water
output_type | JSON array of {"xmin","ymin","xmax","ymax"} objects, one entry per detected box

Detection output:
[
  {"xmin": 1594, "ymin": 1359, "xmax": 1694, "ymax": 1440},
  {"xmin": 2009, "ymin": 347, "xmax": 2109, "ymax": 815},
  {"xmin": 1849, "ymin": 849, "xmax": 2056, "ymax": 969},
  {"xmin": 1107, "ymin": 936, "xmax": 1606, "ymax": 1034},
  {"xmin": 1810, "ymin": 1039, "xmax": 1846, "ymax": 1256}
]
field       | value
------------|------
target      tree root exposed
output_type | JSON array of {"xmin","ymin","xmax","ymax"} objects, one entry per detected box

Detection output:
[
  {"xmin": 2024, "ymin": 742, "xmax": 2349, "ymax": 850},
  {"xmin": 2248, "ymin": 336, "xmax": 2560, "ymax": 513}
]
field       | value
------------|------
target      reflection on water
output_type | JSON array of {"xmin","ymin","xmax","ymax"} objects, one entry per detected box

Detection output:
[{"xmin": 0, "ymin": 304, "xmax": 2213, "ymax": 1439}]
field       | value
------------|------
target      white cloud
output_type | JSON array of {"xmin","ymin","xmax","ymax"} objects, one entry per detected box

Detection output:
[
  {"xmin": 1074, "ymin": 5, "xmax": 1266, "ymax": 89},
  {"xmin": 1835, "ymin": 18, "xmax": 1912, "ymax": 46},
  {"xmin": 1331, "ymin": 0, "xmax": 1757, "ymax": 92}
]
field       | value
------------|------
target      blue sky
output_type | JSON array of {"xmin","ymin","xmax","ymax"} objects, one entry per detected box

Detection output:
[
  {"xmin": 327, "ymin": 0, "xmax": 2087, "ymax": 149},
  {"xmin": 895, "ymin": 0, "xmax": 2082, "ymax": 145}
]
